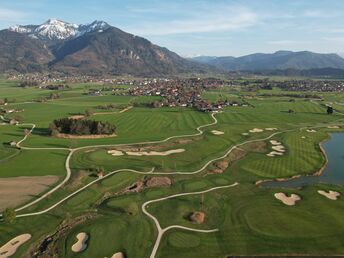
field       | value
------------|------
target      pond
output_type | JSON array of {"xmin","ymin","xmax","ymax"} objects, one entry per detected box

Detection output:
[{"xmin": 262, "ymin": 133, "xmax": 344, "ymax": 188}]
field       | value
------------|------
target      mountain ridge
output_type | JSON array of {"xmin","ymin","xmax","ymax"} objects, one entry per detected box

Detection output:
[
  {"xmin": 1, "ymin": 19, "xmax": 211, "ymax": 76},
  {"xmin": 192, "ymin": 51, "xmax": 344, "ymax": 71}
]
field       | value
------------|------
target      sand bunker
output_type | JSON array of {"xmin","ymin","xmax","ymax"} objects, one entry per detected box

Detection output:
[
  {"xmin": 0, "ymin": 176, "xmax": 59, "ymax": 211},
  {"xmin": 267, "ymin": 141, "xmax": 286, "ymax": 157},
  {"xmin": 111, "ymin": 252, "xmax": 125, "ymax": 258},
  {"xmin": 301, "ymin": 136, "xmax": 306, "ymax": 139},
  {"xmin": 274, "ymin": 193, "xmax": 301, "ymax": 206},
  {"xmin": 327, "ymin": 125, "xmax": 340, "ymax": 129},
  {"xmin": 68, "ymin": 115, "xmax": 84, "ymax": 120},
  {"xmin": 265, "ymin": 128, "xmax": 278, "ymax": 131},
  {"xmin": 318, "ymin": 190, "xmax": 341, "ymax": 200},
  {"xmin": 126, "ymin": 149, "xmax": 185, "ymax": 156},
  {"xmin": 189, "ymin": 211, "xmax": 205, "ymax": 224},
  {"xmin": 306, "ymin": 129, "xmax": 317, "ymax": 133},
  {"xmin": 266, "ymin": 151, "xmax": 284, "ymax": 157},
  {"xmin": 271, "ymin": 145, "xmax": 285, "ymax": 152},
  {"xmin": 71, "ymin": 232, "xmax": 88, "ymax": 253},
  {"xmin": 270, "ymin": 140, "xmax": 282, "ymax": 145},
  {"xmin": 0, "ymin": 234, "xmax": 31, "ymax": 258},
  {"xmin": 249, "ymin": 128, "xmax": 264, "ymax": 133},
  {"xmin": 242, "ymin": 133, "xmax": 249, "ymax": 136},
  {"xmin": 211, "ymin": 130, "xmax": 224, "ymax": 135},
  {"xmin": 107, "ymin": 150, "xmax": 124, "ymax": 156}
]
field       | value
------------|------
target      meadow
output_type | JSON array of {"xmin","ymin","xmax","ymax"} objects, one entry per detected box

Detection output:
[{"xmin": 0, "ymin": 79, "xmax": 343, "ymax": 258}]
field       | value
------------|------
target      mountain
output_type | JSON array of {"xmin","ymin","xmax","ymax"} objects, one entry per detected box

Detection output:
[
  {"xmin": 50, "ymin": 27, "xmax": 208, "ymax": 75},
  {"xmin": 192, "ymin": 51, "xmax": 344, "ymax": 71},
  {"xmin": 9, "ymin": 19, "xmax": 110, "ymax": 44},
  {"xmin": 1, "ymin": 19, "xmax": 209, "ymax": 75},
  {"xmin": 0, "ymin": 30, "xmax": 53, "ymax": 73}
]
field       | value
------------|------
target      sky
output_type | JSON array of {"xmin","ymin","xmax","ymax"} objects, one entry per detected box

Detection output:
[{"xmin": 0, "ymin": 0, "xmax": 344, "ymax": 57}]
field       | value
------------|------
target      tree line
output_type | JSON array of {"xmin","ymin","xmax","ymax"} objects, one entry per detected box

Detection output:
[{"xmin": 49, "ymin": 118, "xmax": 116, "ymax": 136}]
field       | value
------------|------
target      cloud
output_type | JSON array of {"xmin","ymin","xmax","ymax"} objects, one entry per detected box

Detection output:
[
  {"xmin": 268, "ymin": 40, "xmax": 309, "ymax": 45},
  {"xmin": 323, "ymin": 36, "xmax": 344, "ymax": 43},
  {"xmin": 127, "ymin": 5, "xmax": 258, "ymax": 36},
  {"xmin": 0, "ymin": 8, "xmax": 26, "ymax": 22}
]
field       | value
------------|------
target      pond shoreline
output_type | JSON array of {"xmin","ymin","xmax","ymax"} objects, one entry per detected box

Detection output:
[{"xmin": 256, "ymin": 132, "xmax": 333, "ymax": 188}]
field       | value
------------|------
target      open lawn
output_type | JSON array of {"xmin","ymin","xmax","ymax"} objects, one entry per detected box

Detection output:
[{"xmin": 0, "ymin": 79, "xmax": 344, "ymax": 257}]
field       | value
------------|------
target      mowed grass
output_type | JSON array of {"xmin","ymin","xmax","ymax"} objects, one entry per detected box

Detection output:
[
  {"xmin": 22, "ymin": 107, "xmax": 213, "ymax": 148},
  {"xmin": 0, "ymin": 149, "xmax": 68, "ymax": 177},
  {"xmin": 155, "ymin": 184, "xmax": 344, "ymax": 257},
  {"xmin": 240, "ymin": 130, "xmax": 328, "ymax": 179},
  {"xmin": 0, "ymin": 125, "xmax": 24, "ymax": 162},
  {"xmin": 1, "ymin": 81, "xmax": 344, "ymax": 257}
]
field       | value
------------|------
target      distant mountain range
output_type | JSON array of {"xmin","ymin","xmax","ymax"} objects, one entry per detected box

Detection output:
[
  {"xmin": 2, "ymin": 19, "xmax": 344, "ymax": 76},
  {"xmin": 192, "ymin": 50, "xmax": 344, "ymax": 71},
  {"xmin": 0, "ymin": 19, "xmax": 209, "ymax": 75}
]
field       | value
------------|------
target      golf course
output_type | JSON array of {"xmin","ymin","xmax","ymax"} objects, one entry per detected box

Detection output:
[{"xmin": 0, "ymin": 78, "xmax": 343, "ymax": 258}]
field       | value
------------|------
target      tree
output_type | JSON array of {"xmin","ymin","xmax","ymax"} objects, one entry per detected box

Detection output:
[
  {"xmin": 85, "ymin": 108, "xmax": 94, "ymax": 117},
  {"xmin": 327, "ymin": 106, "xmax": 334, "ymax": 115},
  {"xmin": 2, "ymin": 208, "xmax": 16, "ymax": 224}
]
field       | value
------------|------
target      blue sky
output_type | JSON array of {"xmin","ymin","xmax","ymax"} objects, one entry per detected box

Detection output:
[{"xmin": 0, "ymin": 0, "xmax": 344, "ymax": 57}]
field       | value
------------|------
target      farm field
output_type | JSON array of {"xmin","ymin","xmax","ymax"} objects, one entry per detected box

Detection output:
[{"xmin": 0, "ymin": 79, "xmax": 344, "ymax": 258}]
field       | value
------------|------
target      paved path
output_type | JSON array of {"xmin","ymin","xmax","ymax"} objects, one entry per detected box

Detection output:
[{"xmin": 142, "ymin": 183, "xmax": 239, "ymax": 258}]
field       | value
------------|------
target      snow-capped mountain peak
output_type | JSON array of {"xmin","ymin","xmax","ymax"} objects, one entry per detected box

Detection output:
[
  {"xmin": 9, "ymin": 19, "xmax": 110, "ymax": 42},
  {"xmin": 34, "ymin": 19, "xmax": 79, "ymax": 40}
]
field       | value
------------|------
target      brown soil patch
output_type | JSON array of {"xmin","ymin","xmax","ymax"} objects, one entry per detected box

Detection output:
[
  {"xmin": 145, "ymin": 177, "xmax": 172, "ymax": 187},
  {"xmin": 0, "ymin": 176, "xmax": 59, "ymax": 211},
  {"xmin": 214, "ymin": 161, "xmax": 229, "ymax": 170},
  {"xmin": 54, "ymin": 133, "xmax": 116, "ymax": 139},
  {"xmin": 189, "ymin": 211, "xmax": 205, "ymax": 224},
  {"xmin": 242, "ymin": 141, "xmax": 267, "ymax": 153},
  {"xmin": 209, "ymin": 148, "xmax": 247, "ymax": 174}
]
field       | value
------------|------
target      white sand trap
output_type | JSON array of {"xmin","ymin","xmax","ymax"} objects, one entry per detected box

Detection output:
[
  {"xmin": 107, "ymin": 150, "xmax": 124, "ymax": 156},
  {"xmin": 265, "ymin": 128, "xmax": 278, "ymax": 131},
  {"xmin": 266, "ymin": 151, "xmax": 284, "ymax": 157},
  {"xmin": 126, "ymin": 149, "xmax": 185, "ymax": 156},
  {"xmin": 0, "ymin": 234, "xmax": 31, "ymax": 258},
  {"xmin": 328, "ymin": 125, "xmax": 340, "ymax": 129},
  {"xmin": 306, "ymin": 129, "xmax": 317, "ymax": 133},
  {"xmin": 211, "ymin": 130, "xmax": 225, "ymax": 135},
  {"xmin": 249, "ymin": 128, "xmax": 264, "ymax": 133},
  {"xmin": 270, "ymin": 140, "xmax": 282, "ymax": 145},
  {"xmin": 274, "ymin": 193, "xmax": 301, "ymax": 206},
  {"xmin": 71, "ymin": 232, "xmax": 88, "ymax": 253},
  {"xmin": 111, "ymin": 252, "xmax": 125, "ymax": 258},
  {"xmin": 318, "ymin": 190, "xmax": 341, "ymax": 200},
  {"xmin": 242, "ymin": 133, "xmax": 249, "ymax": 136},
  {"xmin": 301, "ymin": 136, "xmax": 306, "ymax": 139},
  {"xmin": 271, "ymin": 145, "xmax": 285, "ymax": 152}
]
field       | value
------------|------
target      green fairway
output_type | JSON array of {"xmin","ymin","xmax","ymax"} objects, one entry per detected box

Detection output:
[{"xmin": 1, "ymin": 79, "xmax": 344, "ymax": 258}]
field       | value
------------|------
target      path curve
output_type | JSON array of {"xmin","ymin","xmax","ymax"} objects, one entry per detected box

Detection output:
[
  {"xmin": 9, "ymin": 112, "xmax": 219, "ymax": 213},
  {"xmin": 142, "ymin": 183, "xmax": 239, "ymax": 258}
]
